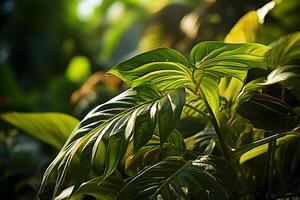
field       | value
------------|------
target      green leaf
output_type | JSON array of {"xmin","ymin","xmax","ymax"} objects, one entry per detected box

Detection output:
[
  {"xmin": 0, "ymin": 112, "xmax": 79, "ymax": 149},
  {"xmin": 108, "ymin": 48, "xmax": 193, "ymax": 90},
  {"xmin": 55, "ymin": 176, "xmax": 124, "ymax": 200},
  {"xmin": 189, "ymin": 41, "xmax": 269, "ymax": 71},
  {"xmin": 37, "ymin": 86, "xmax": 186, "ymax": 198},
  {"xmin": 189, "ymin": 41, "xmax": 269, "ymax": 121},
  {"xmin": 236, "ymin": 78, "xmax": 265, "ymax": 105},
  {"xmin": 189, "ymin": 42, "xmax": 269, "ymax": 79},
  {"xmin": 184, "ymin": 128, "xmax": 217, "ymax": 154},
  {"xmin": 237, "ymin": 93, "xmax": 298, "ymax": 133},
  {"xmin": 268, "ymin": 31, "xmax": 300, "ymax": 68},
  {"xmin": 117, "ymin": 156, "xmax": 236, "ymax": 200},
  {"xmin": 224, "ymin": 1, "xmax": 275, "ymax": 43},
  {"xmin": 199, "ymin": 74, "xmax": 220, "ymax": 124},
  {"xmin": 125, "ymin": 130, "xmax": 186, "ymax": 176},
  {"xmin": 224, "ymin": 11, "xmax": 260, "ymax": 43},
  {"xmin": 183, "ymin": 91, "xmax": 207, "ymax": 119},
  {"xmin": 239, "ymin": 134, "xmax": 298, "ymax": 164},
  {"xmin": 105, "ymin": 87, "xmax": 186, "ymax": 178},
  {"xmin": 261, "ymin": 65, "xmax": 300, "ymax": 99},
  {"xmin": 220, "ymin": 1, "xmax": 275, "ymax": 102}
]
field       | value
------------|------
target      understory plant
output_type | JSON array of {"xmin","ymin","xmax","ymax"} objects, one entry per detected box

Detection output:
[{"xmin": 2, "ymin": 3, "xmax": 300, "ymax": 200}]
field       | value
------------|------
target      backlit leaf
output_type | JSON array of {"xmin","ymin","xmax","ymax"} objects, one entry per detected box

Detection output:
[
  {"xmin": 108, "ymin": 48, "xmax": 192, "ymax": 90},
  {"xmin": 268, "ymin": 31, "xmax": 300, "ymax": 68},
  {"xmin": 36, "ymin": 86, "xmax": 186, "ymax": 198},
  {"xmin": 0, "ymin": 112, "xmax": 79, "ymax": 149}
]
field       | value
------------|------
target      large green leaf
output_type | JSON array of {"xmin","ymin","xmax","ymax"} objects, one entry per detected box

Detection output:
[
  {"xmin": 189, "ymin": 42, "xmax": 269, "ymax": 79},
  {"xmin": 37, "ymin": 86, "xmax": 186, "ymax": 199},
  {"xmin": 268, "ymin": 31, "xmax": 300, "ymax": 68},
  {"xmin": 109, "ymin": 42, "xmax": 269, "ymax": 124},
  {"xmin": 189, "ymin": 41, "xmax": 269, "ymax": 121},
  {"xmin": 108, "ymin": 48, "xmax": 192, "ymax": 90},
  {"xmin": 0, "ymin": 112, "xmax": 79, "ymax": 149},
  {"xmin": 220, "ymin": 1, "xmax": 275, "ymax": 103},
  {"xmin": 237, "ymin": 93, "xmax": 298, "ymax": 133},
  {"xmin": 117, "ymin": 156, "xmax": 236, "ymax": 200}
]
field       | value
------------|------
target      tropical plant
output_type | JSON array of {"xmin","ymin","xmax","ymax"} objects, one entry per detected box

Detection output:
[{"xmin": 2, "ymin": 3, "xmax": 300, "ymax": 200}]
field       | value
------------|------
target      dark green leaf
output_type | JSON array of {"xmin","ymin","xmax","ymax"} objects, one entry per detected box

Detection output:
[
  {"xmin": 125, "ymin": 129, "xmax": 186, "ymax": 176},
  {"xmin": 237, "ymin": 93, "xmax": 298, "ymax": 133},
  {"xmin": 262, "ymin": 65, "xmax": 300, "ymax": 99},
  {"xmin": 117, "ymin": 156, "xmax": 236, "ymax": 200},
  {"xmin": 184, "ymin": 128, "xmax": 217, "ymax": 154}
]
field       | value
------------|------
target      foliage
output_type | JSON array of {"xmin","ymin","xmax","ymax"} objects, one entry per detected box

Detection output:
[
  {"xmin": 3, "ymin": 31, "xmax": 300, "ymax": 199},
  {"xmin": 1, "ymin": 0, "xmax": 300, "ymax": 200},
  {"xmin": 0, "ymin": 113, "xmax": 79, "ymax": 149}
]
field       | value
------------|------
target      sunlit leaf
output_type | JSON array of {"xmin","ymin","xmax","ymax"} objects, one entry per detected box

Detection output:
[
  {"xmin": 224, "ymin": 11, "xmax": 260, "ymax": 43},
  {"xmin": 36, "ymin": 86, "xmax": 186, "ymax": 198},
  {"xmin": 220, "ymin": 1, "xmax": 274, "ymax": 103},
  {"xmin": 268, "ymin": 31, "xmax": 300, "ymax": 68},
  {"xmin": 108, "ymin": 47, "xmax": 192, "ymax": 90},
  {"xmin": 239, "ymin": 134, "xmax": 298, "ymax": 164},
  {"xmin": 189, "ymin": 41, "xmax": 269, "ymax": 121},
  {"xmin": 189, "ymin": 42, "xmax": 268, "ymax": 75},
  {"xmin": 0, "ymin": 112, "xmax": 79, "ymax": 149}
]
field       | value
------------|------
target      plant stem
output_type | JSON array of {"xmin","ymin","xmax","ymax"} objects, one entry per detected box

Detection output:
[
  {"xmin": 201, "ymin": 95, "xmax": 229, "ymax": 160},
  {"xmin": 265, "ymin": 139, "xmax": 276, "ymax": 200}
]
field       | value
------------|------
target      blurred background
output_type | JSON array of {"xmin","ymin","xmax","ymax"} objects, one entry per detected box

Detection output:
[{"xmin": 0, "ymin": 0, "xmax": 300, "ymax": 199}]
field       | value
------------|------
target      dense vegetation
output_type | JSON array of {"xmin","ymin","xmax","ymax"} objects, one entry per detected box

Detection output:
[{"xmin": 1, "ymin": 0, "xmax": 300, "ymax": 199}]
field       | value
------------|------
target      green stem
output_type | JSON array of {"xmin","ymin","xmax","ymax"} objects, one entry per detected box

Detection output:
[
  {"xmin": 194, "ymin": 72, "xmax": 204, "ymax": 94},
  {"xmin": 266, "ymin": 139, "xmax": 276, "ymax": 200},
  {"xmin": 200, "ymin": 93, "xmax": 229, "ymax": 160}
]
